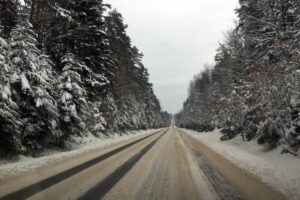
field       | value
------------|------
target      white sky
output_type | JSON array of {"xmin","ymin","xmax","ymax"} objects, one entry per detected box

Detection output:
[{"xmin": 108, "ymin": 0, "xmax": 239, "ymax": 114}]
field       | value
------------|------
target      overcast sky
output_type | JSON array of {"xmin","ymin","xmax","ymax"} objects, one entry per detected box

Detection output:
[{"xmin": 107, "ymin": 0, "xmax": 239, "ymax": 114}]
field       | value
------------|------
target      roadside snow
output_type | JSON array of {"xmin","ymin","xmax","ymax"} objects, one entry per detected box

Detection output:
[
  {"xmin": 0, "ymin": 129, "xmax": 157, "ymax": 180},
  {"xmin": 184, "ymin": 129, "xmax": 300, "ymax": 200}
]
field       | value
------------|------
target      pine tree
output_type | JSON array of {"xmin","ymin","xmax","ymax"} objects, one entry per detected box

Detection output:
[
  {"xmin": 8, "ymin": 9, "xmax": 60, "ymax": 152},
  {"xmin": 177, "ymin": 0, "xmax": 300, "ymax": 151},
  {"xmin": 0, "ymin": 1, "xmax": 170, "ymax": 155},
  {"xmin": 105, "ymin": 9, "xmax": 170, "ymax": 131},
  {"xmin": 57, "ymin": 53, "xmax": 89, "ymax": 138},
  {"xmin": 0, "ymin": 25, "xmax": 24, "ymax": 154},
  {"xmin": 0, "ymin": 0, "xmax": 18, "ymax": 38},
  {"xmin": 45, "ymin": 0, "xmax": 112, "ymax": 136}
]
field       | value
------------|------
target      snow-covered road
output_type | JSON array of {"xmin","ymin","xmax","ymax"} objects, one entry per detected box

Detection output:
[
  {"xmin": 0, "ymin": 126, "xmax": 289, "ymax": 200},
  {"xmin": 183, "ymin": 129, "xmax": 300, "ymax": 200}
]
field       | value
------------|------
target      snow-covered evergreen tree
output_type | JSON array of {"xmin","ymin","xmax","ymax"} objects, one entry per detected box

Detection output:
[
  {"xmin": 7, "ymin": 9, "xmax": 60, "ymax": 152},
  {"xmin": 0, "ymin": 25, "xmax": 24, "ymax": 154},
  {"xmin": 57, "ymin": 53, "xmax": 90, "ymax": 138},
  {"xmin": 0, "ymin": 0, "xmax": 18, "ymax": 38},
  {"xmin": 105, "ymin": 9, "xmax": 170, "ymax": 131},
  {"xmin": 177, "ymin": 0, "xmax": 300, "ymax": 152},
  {"xmin": 0, "ymin": 1, "xmax": 170, "ymax": 156}
]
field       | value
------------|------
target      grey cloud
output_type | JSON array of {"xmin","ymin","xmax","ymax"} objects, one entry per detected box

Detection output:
[{"xmin": 108, "ymin": 0, "xmax": 238, "ymax": 113}]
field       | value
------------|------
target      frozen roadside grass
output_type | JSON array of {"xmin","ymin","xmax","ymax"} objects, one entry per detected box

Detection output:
[
  {"xmin": 0, "ymin": 129, "xmax": 158, "ymax": 180},
  {"xmin": 183, "ymin": 128, "xmax": 300, "ymax": 200}
]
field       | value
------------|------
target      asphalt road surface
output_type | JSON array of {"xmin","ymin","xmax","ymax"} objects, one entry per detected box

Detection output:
[{"xmin": 0, "ymin": 125, "xmax": 287, "ymax": 200}]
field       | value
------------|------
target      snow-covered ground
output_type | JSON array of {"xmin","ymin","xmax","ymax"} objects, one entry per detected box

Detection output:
[
  {"xmin": 0, "ymin": 129, "xmax": 158, "ymax": 180},
  {"xmin": 184, "ymin": 129, "xmax": 300, "ymax": 200}
]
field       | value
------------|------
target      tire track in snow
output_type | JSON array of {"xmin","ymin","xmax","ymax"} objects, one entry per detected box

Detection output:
[
  {"xmin": 178, "ymin": 131, "xmax": 244, "ymax": 200},
  {"xmin": 77, "ymin": 128, "xmax": 169, "ymax": 200},
  {"xmin": 0, "ymin": 129, "xmax": 165, "ymax": 200}
]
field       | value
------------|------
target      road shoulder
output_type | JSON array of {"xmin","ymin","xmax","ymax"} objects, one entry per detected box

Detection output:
[{"xmin": 178, "ymin": 128, "xmax": 288, "ymax": 200}]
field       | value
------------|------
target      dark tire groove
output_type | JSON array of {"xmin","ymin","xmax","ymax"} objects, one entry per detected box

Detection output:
[
  {"xmin": 0, "ymin": 129, "xmax": 165, "ymax": 200},
  {"xmin": 77, "ymin": 129, "xmax": 168, "ymax": 200},
  {"xmin": 178, "ymin": 131, "xmax": 244, "ymax": 200}
]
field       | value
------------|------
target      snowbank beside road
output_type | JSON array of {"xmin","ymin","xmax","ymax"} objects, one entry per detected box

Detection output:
[
  {"xmin": 0, "ymin": 129, "xmax": 158, "ymax": 180},
  {"xmin": 184, "ymin": 129, "xmax": 300, "ymax": 200}
]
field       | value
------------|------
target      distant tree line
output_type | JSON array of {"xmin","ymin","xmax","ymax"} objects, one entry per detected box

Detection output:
[
  {"xmin": 0, "ymin": 0, "xmax": 171, "ymax": 156},
  {"xmin": 176, "ymin": 0, "xmax": 300, "ymax": 152}
]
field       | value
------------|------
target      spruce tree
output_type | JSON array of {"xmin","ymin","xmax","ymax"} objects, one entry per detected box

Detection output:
[
  {"xmin": 56, "ymin": 53, "xmax": 89, "ymax": 138},
  {"xmin": 8, "ymin": 9, "xmax": 59, "ymax": 152},
  {"xmin": 0, "ymin": 0, "xmax": 18, "ymax": 38},
  {"xmin": 0, "ymin": 26, "xmax": 24, "ymax": 154}
]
